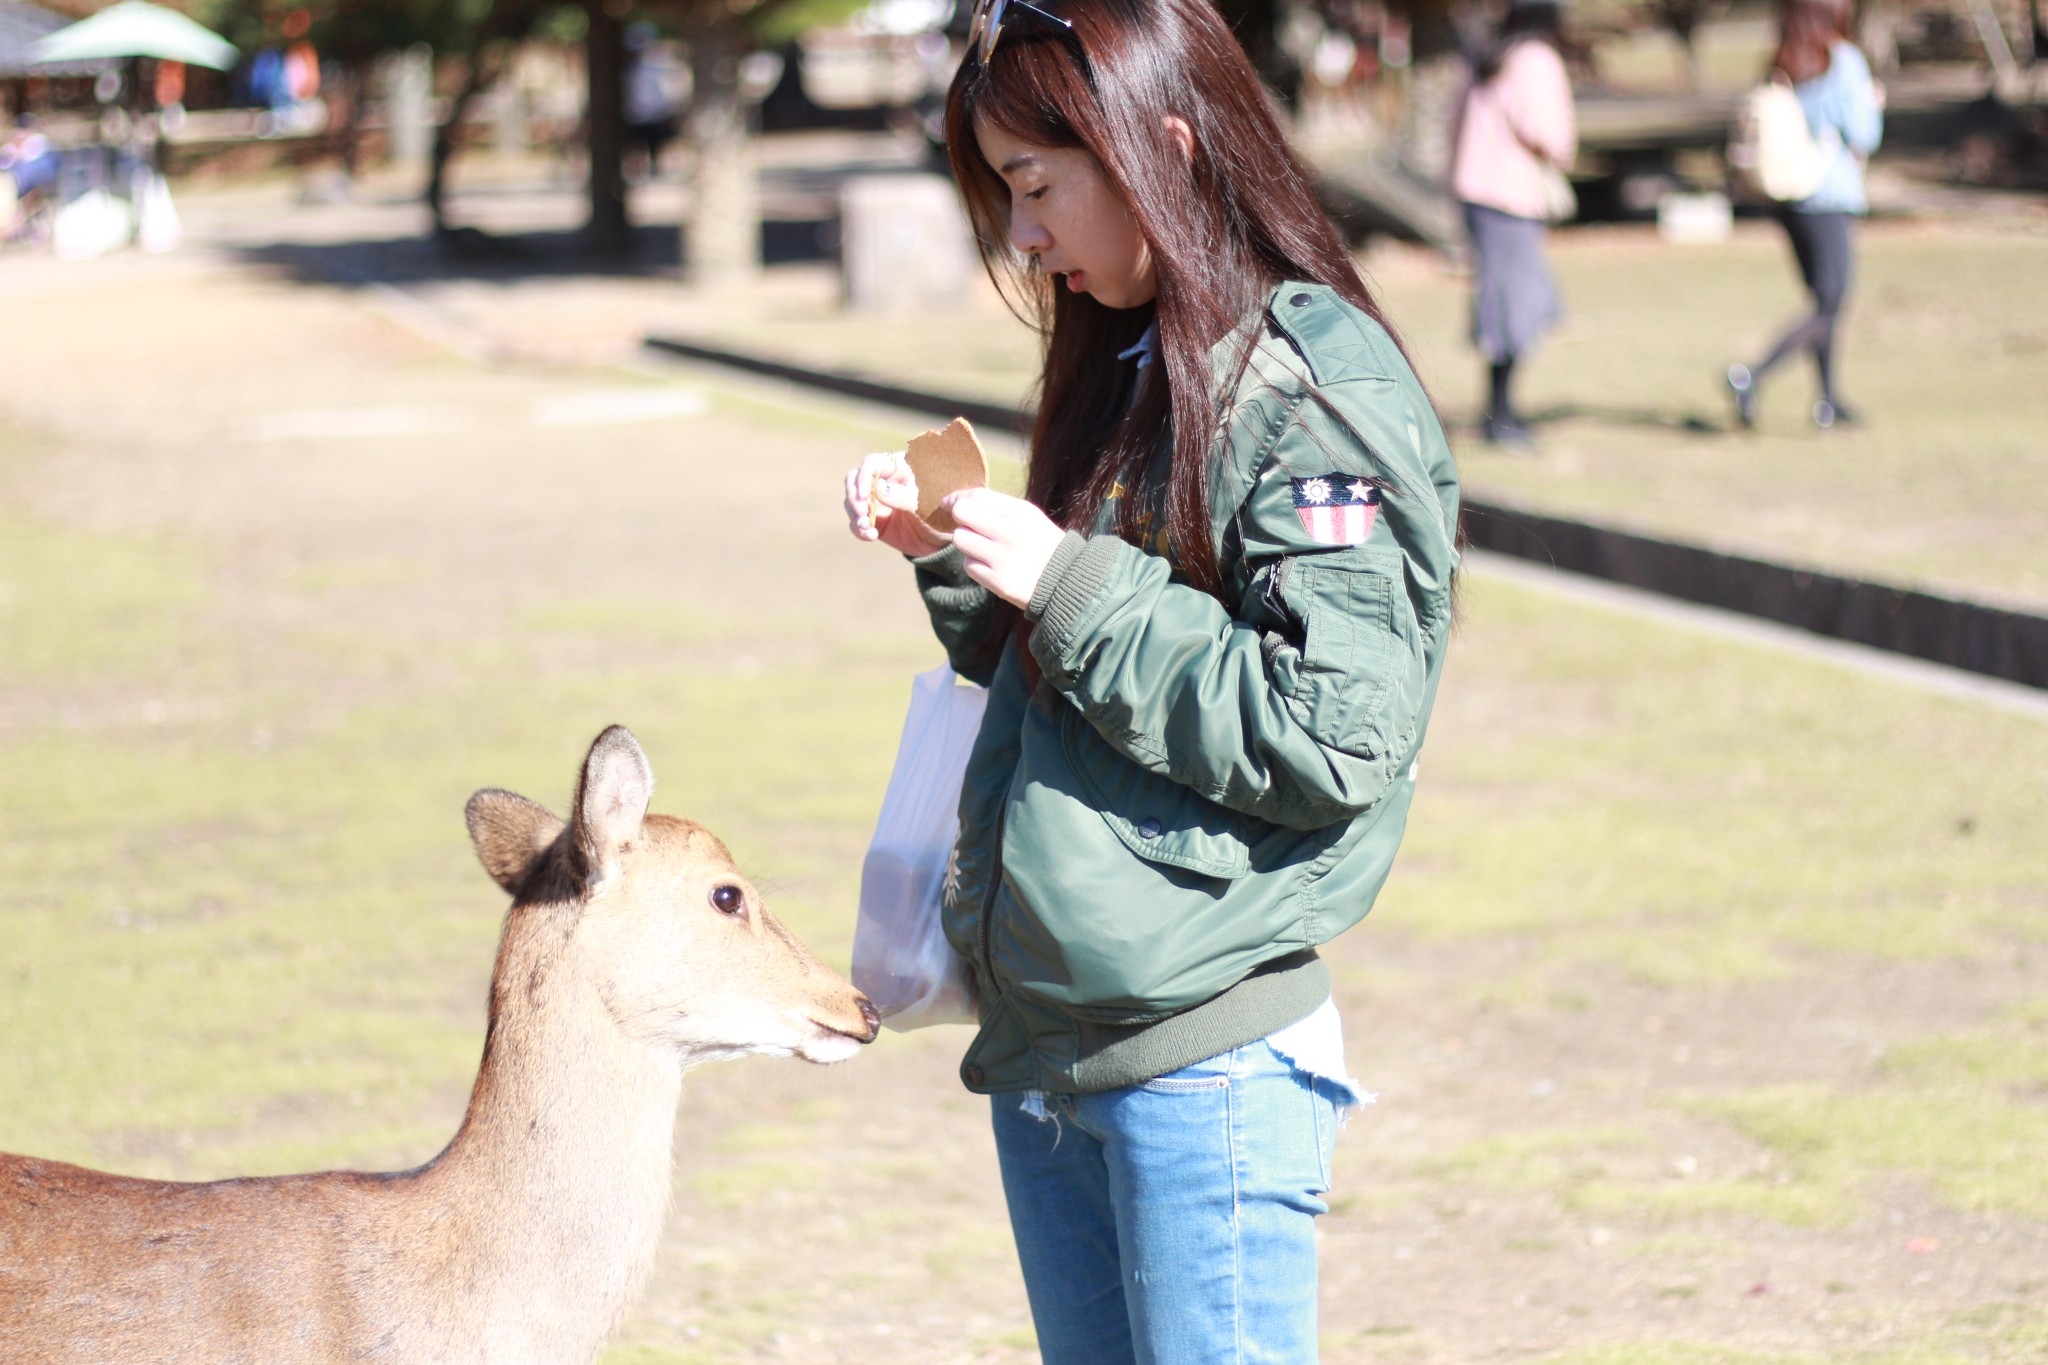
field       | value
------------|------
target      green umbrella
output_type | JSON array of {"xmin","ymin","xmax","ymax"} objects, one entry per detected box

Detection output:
[
  {"xmin": 28, "ymin": 0, "xmax": 237, "ymax": 71},
  {"xmin": 1, "ymin": 0, "xmax": 80, "ymax": 76}
]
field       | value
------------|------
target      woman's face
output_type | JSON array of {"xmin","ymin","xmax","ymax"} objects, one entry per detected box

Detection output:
[{"xmin": 974, "ymin": 116, "xmax": 1157, "ymax": 310}]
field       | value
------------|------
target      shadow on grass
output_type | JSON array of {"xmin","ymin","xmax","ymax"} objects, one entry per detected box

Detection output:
[
  {"xmin": 229, "ymin": 215, "xmax": 837, "ymax": 292},
  {"xmin": 1524, "ymin": 402, "xmax": 1727, "ymax": 436},
  {"xmin": 1453, "ymin": 403, "xmax": 1728, "ymax": 443}
]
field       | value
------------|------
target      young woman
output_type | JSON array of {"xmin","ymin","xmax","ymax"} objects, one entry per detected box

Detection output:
[
  {"xmin": 1448, "ymin": 0, "xmax": 1577, "ymax": 450},
  {"xmin": 841, "ymin": 0, "xmax": 1459, "ymax": 1356},
  {"xmin": 1726, "ymin": 0, "xmax": 1884, "ymax": 430}
]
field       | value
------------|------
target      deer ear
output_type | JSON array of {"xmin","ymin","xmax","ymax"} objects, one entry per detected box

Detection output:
[
  {"xmin": 573, "ymin": 725, "xmax": 655, "ymax": 877},
  {"xmin": 466, "ymin": 789, "xmax": 565, "ymax": 893}
]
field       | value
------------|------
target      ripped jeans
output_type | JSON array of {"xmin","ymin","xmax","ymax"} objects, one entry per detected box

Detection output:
[{"xmin": 989, "ymin": 1026, "xmax": 1361, "ymax": 1364}]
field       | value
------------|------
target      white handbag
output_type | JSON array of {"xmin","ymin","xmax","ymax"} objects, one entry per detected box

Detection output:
[
  {"xmin": 1538, "ymin": 162, "xmax": 1577, "ymax": 224},
  {"xmin": 851, "ymin": 665, "xmax": 986, "ymax": 1030}
]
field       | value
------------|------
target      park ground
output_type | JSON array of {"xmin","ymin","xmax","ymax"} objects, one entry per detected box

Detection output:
[{"xmin": 1, "ymin": 160, "xmax": 2045, "ymax": 1363}]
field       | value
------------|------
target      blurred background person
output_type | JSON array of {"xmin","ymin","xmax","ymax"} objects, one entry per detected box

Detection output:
[
  {"xmin": 1449, "ymin": 0, "xmax": 1576, "ymax": 451},
  {"xmin": 0, "ymin": 113, "xmax": 59, "ymax": 245},
  {"xmin": 1725, "ymin": 0, "xmax": 1884, "ymax": 431},
  {"xmin": 624, "ymin": 23, "xmax": 683, "ymax": 182}
]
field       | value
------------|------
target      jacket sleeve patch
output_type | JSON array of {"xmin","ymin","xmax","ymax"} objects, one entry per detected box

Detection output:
[{"xmin": 1291, "ymin": 475, "xmax": 1382, "ymax": 546}]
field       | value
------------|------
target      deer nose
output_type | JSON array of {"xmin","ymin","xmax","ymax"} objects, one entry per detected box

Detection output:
[{"xmin": 856, "ymin": 995, "xmax": 881, "ymax": 1042}]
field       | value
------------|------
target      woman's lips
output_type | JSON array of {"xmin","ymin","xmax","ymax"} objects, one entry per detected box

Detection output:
[{"xmin": 1064, "ymin": 270, "xmax": 1087, "ymax": 292}]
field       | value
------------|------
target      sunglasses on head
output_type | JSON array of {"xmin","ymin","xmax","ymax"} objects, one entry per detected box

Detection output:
[{"xmin": 968, "ymin": 0, "xmax": 1076, "ymax": 66}]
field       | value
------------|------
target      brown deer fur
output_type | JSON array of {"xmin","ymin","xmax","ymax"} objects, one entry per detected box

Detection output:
[{"xmin": 0, "ymin": 726, "xmax": 878, "ymax": 1365}]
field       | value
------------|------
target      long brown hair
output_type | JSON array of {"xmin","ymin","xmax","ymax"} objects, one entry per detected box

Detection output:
[
  {"xmin": 1475, "ymin": 0, "xmax": 1563, "ymax": 83},
  {"xmin": 943, "ymin": 0, "xmax": 1406, "ymax": 599},
  {"xmin": 1772, "ymin": 0, "xmax": 1854, "ymax": 84}
]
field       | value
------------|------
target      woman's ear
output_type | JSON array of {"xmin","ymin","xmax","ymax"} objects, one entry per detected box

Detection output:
[{"xmin": 1162, "ymin": 115, "xmax": 1195, "ymax": 166}]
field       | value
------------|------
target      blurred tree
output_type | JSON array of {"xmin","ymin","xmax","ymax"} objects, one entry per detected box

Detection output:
[
  {"xmin": 658, "ymin": 0, "xmax": 865, "ymax": 284},
  {"xmin": 1220, "ymin": 0, "xmax": 1299, "ymax": 103},
  {"xmin": 585, "ymin": 0, "xmax": 624, "ymax": 250},
  {"xmin": 308, "ymin": 0, "xmax": 439, "ymax": 179},
  {"xmin": 207, "ymin": 0, "xmax": 617, "ymax": 242},
  {"xmin": 1390, "ymin": 0, "xmax": 1460, "ymax": 183},
  {"xmin": 1641, "ymin": 0, "xmax": 1726, "ymax": 87},
  {"xmin": 422, "ymin": 0, "xmax": 559, "ymax": 235},
  {"xmin": 205, "ymin": 0, "xmax": 458, "ymax": 175}
]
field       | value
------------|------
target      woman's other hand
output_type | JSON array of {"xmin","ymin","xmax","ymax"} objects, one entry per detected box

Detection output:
[
  {"xmin": 844, "ymin": 452, "xmax": 950, "ymax": 557},
  {"xmin": 946, "ymin": 489, "xmax": 1068, "ymax": 609}
]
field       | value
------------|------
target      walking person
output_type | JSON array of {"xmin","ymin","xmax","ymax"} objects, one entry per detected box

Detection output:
[
  {"xmin": 1726, "ymin": 0, "xmax": 1884, "ymax": 430},
  {"xmin": 0, "ymin": 115, "xmax": 59, "ymax": 246},
  {"xmin": 1449, "ymin": 0, "xmax": 1577, "ymax": 450},
  {"xmin": 841, "ymin": 0, "xmax": 1459, "ymax": 1357}
]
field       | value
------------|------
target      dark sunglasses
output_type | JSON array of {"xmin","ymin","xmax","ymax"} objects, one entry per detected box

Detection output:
[{"xmin": 968, "ymin": 0, "xmax": 1075, "ymax": 66}]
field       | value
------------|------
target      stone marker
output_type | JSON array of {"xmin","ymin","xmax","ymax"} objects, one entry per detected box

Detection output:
[
  {"xmin": 388, "ymin": 44, "xmax": 434, "ymax": 168},
  {"xmin": 840, "ymin": 174, "xmax": 977, "ymax": 313},
  {"xmin": 1656, "ymin": 191, "xmax": 1733, "ymax": 245}
]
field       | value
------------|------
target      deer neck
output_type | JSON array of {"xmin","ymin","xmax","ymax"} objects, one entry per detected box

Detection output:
[{"xmin": 414, "ymin": 909, "xmax": 684, "ymax": 1360}]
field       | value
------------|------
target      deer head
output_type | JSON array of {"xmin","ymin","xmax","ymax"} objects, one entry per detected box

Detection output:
[{"xmin": 464, "ymin": 726, "xmax": 877, "ymax": 1066}]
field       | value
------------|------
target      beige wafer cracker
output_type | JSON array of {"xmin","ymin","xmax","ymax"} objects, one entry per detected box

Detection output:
[{"xmin": 903, "ymin": 417, "xmax": 990, "ymax": 534}]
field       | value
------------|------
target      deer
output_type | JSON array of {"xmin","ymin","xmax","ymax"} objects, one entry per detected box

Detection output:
[{"xmin": 0, "ymin": 725, "xmax": 879, "ymax": 1365}]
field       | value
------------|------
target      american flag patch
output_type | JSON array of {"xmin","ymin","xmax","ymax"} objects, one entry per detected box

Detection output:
[{"xmin": 1291, "ymin": 475, "xmax": 1381, "ymax": 545}]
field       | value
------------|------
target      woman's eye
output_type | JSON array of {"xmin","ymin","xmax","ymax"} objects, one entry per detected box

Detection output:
[
  {"xmin": 1024, "ymin": 186, "xmax": 1048, "ymax": 201},
  {"xmin": 709, "ymin": 885, "xmax": 745, "ymax": 915}
]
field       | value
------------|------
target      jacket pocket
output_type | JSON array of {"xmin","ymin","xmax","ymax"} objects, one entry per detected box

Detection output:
[
  {"xmin": 1277, "ymin": 544, "xmax": 1422, "ymax": 759},
  {"xmin": 1062, "ymin": 707, "xmax": 1252, "ymax": 880}
]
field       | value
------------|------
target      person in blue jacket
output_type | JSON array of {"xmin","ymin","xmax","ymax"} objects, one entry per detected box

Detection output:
[{"xmin": 1727, "ymin": 0, "xmax": 1885, "ymax": 430}]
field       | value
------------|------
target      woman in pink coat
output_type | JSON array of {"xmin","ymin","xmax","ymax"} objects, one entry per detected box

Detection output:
[{"xmin": 1449, "ymin": 0, "xmax": 1577, "ymax": 450}]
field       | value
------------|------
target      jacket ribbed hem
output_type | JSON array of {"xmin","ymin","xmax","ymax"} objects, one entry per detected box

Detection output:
[
  {"xmin": 1064, "ymin": 950, "xmax": 1330, "ymax": 1093},
  {"xmin": 1027, "ymin": 532, "xmax": 1122, "ymax": 651}
]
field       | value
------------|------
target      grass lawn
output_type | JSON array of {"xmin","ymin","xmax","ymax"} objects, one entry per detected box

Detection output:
[{"xmin": 1, "ymin": 244, "xmax": 2043, "ymax": 1363}]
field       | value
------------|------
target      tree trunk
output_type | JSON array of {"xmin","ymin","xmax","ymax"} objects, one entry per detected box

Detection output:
[
  {"xmin": 338, "ymin": 59, "xmax": 371, "ymax": 180},
  {"xmin": 428, "ymin": 55, "xmax": 502, "ymax": 234},
  {"xmin": 1392, "ymin": 0, "xmax": 1460, "ymax": 185},
  {"xmin": 586, "ymin": 0, "xmax": 630, "ymax": 256},
  {"xmin": 683, "ymin": 24, "xmax": 759, "ymax": 289},
  {"xmin": 1858, "ymin": 0, "xmax": 1904, "ymax": 74},
  {"xmin": 1673, "ymin": 24, "xmax": 1702, "ymax": 90},
  {"xmin": 1217, "ymin": 0, "xmax": 1297, "ymax": 107}
]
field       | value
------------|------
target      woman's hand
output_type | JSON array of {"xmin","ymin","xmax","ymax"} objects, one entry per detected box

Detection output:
[
  {"xmin": 843, "ymin": 452, "xmax": 950, "ymax": 558},
  {"xmin": 945, "ymin": 489, "xmax": 1068, "ymax": 609}
]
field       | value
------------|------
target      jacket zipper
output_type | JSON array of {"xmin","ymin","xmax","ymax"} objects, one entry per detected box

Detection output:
[
  {"xmin": 1263, "ymin": 556, "xmax": 1294, "ymax": 617},
  {"xmin": 976, "ymin": 803, "xmax": 1007, "ymax": 995}
]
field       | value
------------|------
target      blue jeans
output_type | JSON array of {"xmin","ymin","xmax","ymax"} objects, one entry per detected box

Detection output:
[{"xmin": 989, "ymin": 1041, "xmax": 1351, "ymax": 1364}]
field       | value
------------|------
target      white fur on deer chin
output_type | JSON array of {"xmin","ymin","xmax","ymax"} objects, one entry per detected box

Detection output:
[{"xmin": 800, "ymin": 1020, "xmax": 874, "ymax": 1065}]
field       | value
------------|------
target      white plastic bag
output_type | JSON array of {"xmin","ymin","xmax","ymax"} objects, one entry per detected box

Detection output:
[
  {"xmin": 853, "ymin": 664, "xmax": 986, "ymax": 1031},
  {"xmin": 52, "ymin": 190, "xmax": 132, "ymax": 261},
  {"xmin": 137, "ymin": 172, "xmax": 182, "ymax": 254}
]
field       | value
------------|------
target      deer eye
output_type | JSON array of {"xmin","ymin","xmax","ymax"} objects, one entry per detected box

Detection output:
[{"xmin": 709, "ymin": 884, "xmax": 745, "ymax": 915}]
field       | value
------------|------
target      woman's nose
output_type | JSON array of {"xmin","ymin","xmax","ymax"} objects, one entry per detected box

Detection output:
[{"xmin": 1009, "ymin": 209, "xmax": 1050, "ymax": 255}]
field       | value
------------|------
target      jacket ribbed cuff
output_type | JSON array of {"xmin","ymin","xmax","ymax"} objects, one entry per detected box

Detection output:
[
  {"xmin": 1026, "ymin": 532, "xmax": 1122, "ymax": 658},
  {"xmin": 912, "ymin": 542, "xmax": 994, "ymax": 616},
  {"xmin": 910, "ymin": 541, "xmax": 974, "ymax": 586}
]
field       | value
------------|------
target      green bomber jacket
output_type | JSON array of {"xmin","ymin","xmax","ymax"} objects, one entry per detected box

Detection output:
[{"xmin": 913, "ymin": 281, "xmax": 1460, "ymax": 1095}]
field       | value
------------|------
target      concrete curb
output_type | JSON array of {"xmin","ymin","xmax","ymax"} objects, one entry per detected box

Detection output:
[
  {"xmin": 1459, "ymin": 501, "xmax": 2048, "ymax": 691},
  {"xmin": 643, "ymin": 336, "xmax": 1030, "ymax": 436},
  {"xmin": 642, "ymin": 332, "xmax": 2048, "ymax": 692}
]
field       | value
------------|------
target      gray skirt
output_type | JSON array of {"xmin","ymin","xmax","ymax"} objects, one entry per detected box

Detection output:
[{"xmin": 1464, "ymin": 201, "xmax": 1561, "ymax": 363}]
